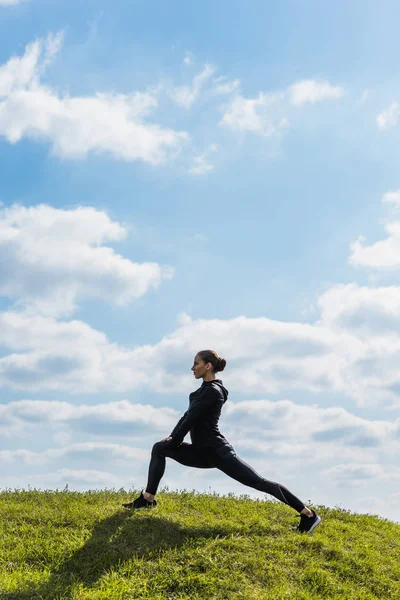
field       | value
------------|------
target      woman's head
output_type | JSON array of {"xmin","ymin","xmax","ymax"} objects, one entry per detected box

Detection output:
[{"xmin": 192, "ymin": 350, "xmax": 226, "ymax": 381}]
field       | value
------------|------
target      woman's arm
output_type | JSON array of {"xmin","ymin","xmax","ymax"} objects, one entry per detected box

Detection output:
[
  {"xmin": 169, "ymin": 410, "xmax": 188, "ymax": 437},
  {"xmin": 159, "ymin": 410, "xmax": 189, "ymax": 444},
  {"xmin": 167, "ymin": 389, "xmax": 217, "ymax": 448}
]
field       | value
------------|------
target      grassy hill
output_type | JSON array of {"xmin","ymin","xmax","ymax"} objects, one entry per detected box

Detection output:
[{"xmin": 0, "ymin": 489, "xmax": 399, "ymax": 600}]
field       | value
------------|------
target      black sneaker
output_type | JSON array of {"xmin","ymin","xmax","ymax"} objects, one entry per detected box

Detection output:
[
  {"xmin": 122, "ymin": 490, "xmax": 157, "ymax": 510},
  {"xmin": 296, "ymin": 510, "xmax": 321, "ymax": 533}
]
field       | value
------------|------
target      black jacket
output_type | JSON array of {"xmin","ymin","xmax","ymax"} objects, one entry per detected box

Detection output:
[{"xmin": 169, "ymin": 379, "xmax": 235, "ymax": 456}]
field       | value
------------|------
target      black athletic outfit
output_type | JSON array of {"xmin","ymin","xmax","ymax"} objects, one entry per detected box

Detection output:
[{"xmin": 145, "ymin": 379, "xmax": 305, "ymax": 512}]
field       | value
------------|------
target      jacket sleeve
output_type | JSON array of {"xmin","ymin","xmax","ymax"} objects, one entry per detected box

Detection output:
[
  {"xmin": 169, "ymin": 411, "xmax": 188, "ymax": 437},
  {"xmin": 168, "ymin": 388, "xmax": 217, "ymax": 448}
]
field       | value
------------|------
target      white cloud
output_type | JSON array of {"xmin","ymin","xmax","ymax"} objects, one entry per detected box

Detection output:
[
  {"xmin": 377, "ymin": 102, "xmax": 399, "ymax": 130},
  {"xmin": 220, "ymin": 78, "xmax": 343, "ymax": 137},
  {"xmin": 0, "ymin": 310, "xmax": 174, "ymax": 394},
  {"xmin": 0, "ymin": 34, "xmax": 188, "ymax": 164},
  {"xmin": 289, "ymin": 79, "xmax": 346, "ymax": 105},
  {"xmin": 0, "ymin": 0, "xmax": 27, "ymax": 5},
  {"xmin": 170, "ymin": 64, "xmax": 215, "ymax": 108},
  {"xmin": 359, "ymin": 89, "xmax": 370, "ymax": 104},
  {"xmin": 350, "ymin": 227, "xmax": 400, "ymax": 269},
  {"xmin": 318, "ymin": 283, "xmax": 400, "ymax": 333},
  {"xmin": 183, "ymin": 51, "xmax": 193, "ymax": 66},
  {"xmin": 0, "ymin": 203, "xmax": 174, "ymax": 317},
  {"xmin": 44, "ymin": 469, "xmax": 120, "ymax": 488},
  {"xmin": 220, "ymin": 92, "xmax": 288, "ymax": 137},
  {"xmin": 0, "ymin": 399, "xmax": 179, "ymax": 434},
  {"xmin": 53, "ymin": 431, "xmax": 72, "ymax": 446},
  {"xmin": 1, "ymin": 277, "xmax": 400, "ymax": 405},
  {"xmin": 349, "ymin": 189, "xmax": 400, "ymax": 269},
  {"xmin": 354, "ymin": 492, "xmax": 400, "ymax": 521},
  {"xmin": 188, "ymin": 156, "xmax": 214, "ymax": 175},
  {"xmin": 2, "ymin": 194, "xmax": 400, "ymax": 407},
  {"xmin": 325, "ymin": 463, "xmax": 400, "ymax": 486},
  {"xmin": 188, "ymin": 143, "xmax": 218, "ymax": 175},
  {"xmin": 0, "ymin": 286, "xmax": 399, "ymax": 403},
  {"xmin": 213, "ymin": 76, "xmax": 240, "ymax": 95},
  {"xmin": 226, "ymin": 398, "xmax": 395, "ymax": 450},
  {"xmin": 382, "ymin": 189, "xmax": 400, "ymax": 207},
  {"xmin": 2, "ymin": 397, "xmax": 399, "ymax": 470},
  {"xmin": 0, "ymin": 469, "xmax": 123, "ymax": 491},
  {"xmin": 183, "ymin": 233, "xmax": 209, "ymax": 244},
  {"xmin": 0, "ymin": 442, "xmax": 150, "ymax": 465}
]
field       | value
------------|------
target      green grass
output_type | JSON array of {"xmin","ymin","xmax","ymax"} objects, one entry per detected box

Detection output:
[{"xmin": 0, "ymin": 488, "xmax": 399, "ymax": 600}]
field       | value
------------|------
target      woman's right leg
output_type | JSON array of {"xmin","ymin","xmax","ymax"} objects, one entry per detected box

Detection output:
[
  {"xmin": 145, "ymin": 441, "xmax": 216, "ymax": 496},
  {"xmin": 215, "ymin": 452, "xmax": 306, "ymax": 513}
]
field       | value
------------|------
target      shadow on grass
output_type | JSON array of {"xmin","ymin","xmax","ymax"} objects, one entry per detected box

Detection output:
[{"xmin": 2, "ymin": 506, "xmax": 258, "ymax": 600}]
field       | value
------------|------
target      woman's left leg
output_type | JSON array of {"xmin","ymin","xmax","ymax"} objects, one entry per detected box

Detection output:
[
  {"xmin": 123, "ymin": 442, "xmax": 216, "ymax": 509},
  {"xmin": 145, "ymin": 441, "xmax": 216, "ymax": 496},
  {"xmin": 215, "ymin": 452, "xmax": 305, "ymax": 513}
]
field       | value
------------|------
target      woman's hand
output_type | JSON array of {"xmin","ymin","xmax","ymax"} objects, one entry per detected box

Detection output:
[{"xmin": 161, "ymin": 436, "xmax": 173, "ymax": 442}]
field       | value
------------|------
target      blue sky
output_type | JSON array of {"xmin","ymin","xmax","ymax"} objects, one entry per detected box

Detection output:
[{"xmin": 1, "ymin": 0, "xmax": 400, "ymax": 523}]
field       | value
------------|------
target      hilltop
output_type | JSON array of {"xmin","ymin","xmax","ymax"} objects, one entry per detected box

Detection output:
[{"xmin": 0, "ymin": 489, "xmax": 399, "ymax": 599}]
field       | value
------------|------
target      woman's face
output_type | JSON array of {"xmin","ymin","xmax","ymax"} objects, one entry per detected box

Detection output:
[{"xmin": 191, "ymin": 354, "xmax": 209, "ymax": 379}]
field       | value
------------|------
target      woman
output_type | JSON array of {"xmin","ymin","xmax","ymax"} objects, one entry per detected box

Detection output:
[{"xmin": 123, "ymin": 350, "xmax": 321, "ymax": 533}]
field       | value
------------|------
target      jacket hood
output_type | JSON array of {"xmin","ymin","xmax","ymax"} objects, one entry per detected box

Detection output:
[{"xmin": 202, "ymin": 379, "xmax": 229, "ymax": 403}]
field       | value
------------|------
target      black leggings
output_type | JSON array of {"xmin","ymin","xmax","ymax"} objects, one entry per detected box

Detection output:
[{"xmin": 145, "ymin": 441, "xmax": 305, "ymax": 513}]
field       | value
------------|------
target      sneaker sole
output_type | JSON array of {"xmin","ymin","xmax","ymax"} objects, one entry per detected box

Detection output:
[
  {"xmin": 306, "ymin": 515, "xmax": 321, "ymax": 534},
  {"xmin": 122, "ymin": 503, "xmax": 157, "ymax": 510}
]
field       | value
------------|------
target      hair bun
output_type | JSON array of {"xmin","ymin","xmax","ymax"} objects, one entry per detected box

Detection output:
[
  {"xmin": 217, "ymin": 357, "xmax": 226, "ymax": 372},
  {"xmin": 197, "ymin": 350, "xmax": 227, "ymax": 373}
]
